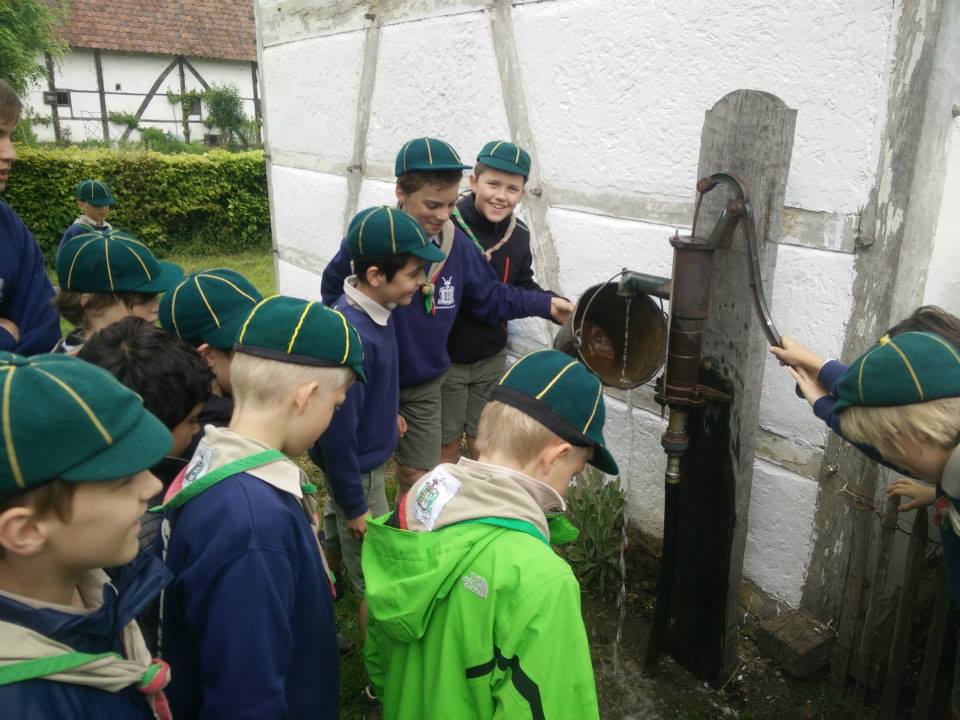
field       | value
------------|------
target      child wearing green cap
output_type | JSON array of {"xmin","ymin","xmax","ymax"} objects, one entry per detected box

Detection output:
[
  {"xmin": 311, "ymin": 207, "xmax": 444, "ymax": 645},
  {"xmin": 363, "ymin": 349, "xmax": 615, "ymax": 720},
  {"xmin": 54, "ymin": 229, "xmax": 184, "ymax": 354},
  {"xmin": 0, "ymin": 352, "xmax": 175, "ymax": 718},
  {"xmin": 158, "ymin": 268, "xmax": 263, "ymax": 457},
  {"xmin": 58, "ymin": 179, "xmax": 117, "ymax": 254},
  {"xmin": 322, "ymin": 138, "xmax": 574, "ymax": 496},
  {"xmin": 442, "ymin": 140, "xmax": 556, "ymax": 465},
  {"xmin": 159, "ymin": 295, "xmax": 366, "ymax": 720}
]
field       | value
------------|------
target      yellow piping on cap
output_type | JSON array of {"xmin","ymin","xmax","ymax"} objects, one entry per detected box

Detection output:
[
  {"xmin": 535, "ymin": 360, "xmax": 579, "ymax": 400},
  {"xmin": 440, "ymin": 140, "xmax": 462, "ymax": 163},
  {"xmin": 168, "ymin": 278, "xmax": 189, "ymax": 338},
  {"xmin": 497, "ymin": 350, "xmax": 538, "ymax": 385},
  {"xmin": 198, "ymin": 273, "xmax": 259, "ymax": 304},
  {"xmin": 582, "ymin": 379, "xmax": 603, "ymax": 434},
  {"xmin": 104, "ymin": 236, "xmax": 115, "ymax": 291},
  {"xmin": 195, "ymin": 275, "xmax": 220, "ymax": 328},
  {"xmin": 35, "ymin": 368, "xmax": 113, "ymax": 445},
  {"xmin": 401, "ymin": 140, "xmax": 412, "ymax": 173},
  {"xmin": 122, "ymin": 244, "xmax": 152, "ymax": 283},
  {"xmin": 515, "ymin": 144, "xmax": 521, "ymax": 163},
  {"xmin": 238, "ymin": 295, "xmax": 281, "ymax": 344},
  {"xmin": 387, "ymin": 207, "xmax": 396, "ymax": 253},
  {"xmin": 425, "ymin": 138, "xmax": 433, "ymax": 164},
  {"xmin": 287, "ymin": 301, "xmax": 315, "ymax": 354},
  {"xmin": 356, "ymin": 207, "xmax": 381, "ymax": 256},
  {"xmin": 330, "ymin": 308, "xmax": 351, "ymax": 364},
  {"xmin": 2, "ymin": 367, "xmax": 23, "ymax": 488},
  {"xmin": 885, "ymin": 338, "xmax": 925, "ymax": 401},
  {"xmin": 66, "ymin": 237, "xmax": 100, "ymax": 289},
  {"xmin": 921, "ymin": 332, "xmax": 960, "ymax": 364},
  {"xmin": 490, "ymin": 141, "xmax": 504, "ymax": 157}
]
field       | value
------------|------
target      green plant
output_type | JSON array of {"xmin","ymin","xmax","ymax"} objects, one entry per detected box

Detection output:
[
  {"xmin": 6, "ymin": 146, "xmax": 271, "ymax": 260},
  {"xmin": 138, "ymin": 127, "xmax": 207, "ymax": 155},
  {"xmin": 107, "ymin": 111, "xmax": 139, "ymax": 131},
  {"xmin": 0, "ymin": 0, "xmax": 68, "ymax": 96},
  {"xmin": 203, "ymin": 83, "xmax": 255, "ymax": 148},
  {"xmin": 560, "ymin": 468, "xmax": 627, "ymax": 598},
  {"xmin": 166, "ymin": 89, "xmax": 203, "ymax": 117}
]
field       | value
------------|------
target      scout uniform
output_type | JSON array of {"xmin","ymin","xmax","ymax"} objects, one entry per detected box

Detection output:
[
  {"xmin": 59, "ymin": 179, "xmax": 117, "ymax": 253},
  {"xmin": 363, "ymin": 350, "xmax": 618, "ymax": 720},
  {"xmin": 445, "ymin": 141, "xmax": 553, "ymax": 448},
  {"xmin": 159, "ymin": 268, "xmax": 263, "ymax": 457},
  {"xmin": 158, "ymin": 296, "xmax": 365, "ymax": 720},
  {"xmin": 311, "ymin": 206, "xmax": 444, "ymax": 592},
  {"xmin": 321, "ymin": 138, "xmax": 555, "ymax": 474},
  {"xmin": 0, "ymin": 353, "xmax": 175, "ymax": 719}
]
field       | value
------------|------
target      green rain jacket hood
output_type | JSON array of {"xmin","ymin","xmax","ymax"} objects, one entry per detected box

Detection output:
[{"xmin": 362, "ymin": 459, "xmax": 599, "ymax": 720}]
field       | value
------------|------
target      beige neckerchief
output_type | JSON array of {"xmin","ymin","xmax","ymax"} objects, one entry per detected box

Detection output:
[
  {"xmin": 343, "ymin": 276, "xmax": 392, "ymax": 327},
  {"xmin": 185, "ymin": 425, "xmax": 303, "ymax": 499},
  {"xmin": 458, "ymin": 457, "xmax": 566, "ymax": 513},
  {"xmin": 424, "ymin": 219, "xmax": 456, "ymax": 281},
  {"xmin": 74, "ymin": 215, "xmax": 112, "ymax": 230}
]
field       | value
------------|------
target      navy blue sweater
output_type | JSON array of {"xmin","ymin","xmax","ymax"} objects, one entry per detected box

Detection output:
[
  {"xmin": 321, "ymin": 226, "xmax": 552, "ymax": 387},
  {"xmin": 309, "ymin": 294, "xmax": 398, "ymax": 518},
  {"xmin": 0, "ymin": 200, "xmax": 61, "ymax": 354},
  {"xmin": 0, "ymin": 552, "xmax": 171, "ymax": 719},
  {"xmin": 161, "ymin": 472, "xmax": 339, "ymax": 719}
]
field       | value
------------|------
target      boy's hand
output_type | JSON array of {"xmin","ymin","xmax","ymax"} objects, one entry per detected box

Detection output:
[
  {"xmin": 346, "ymin": 511, "xmax": 372, "ymax": 539},
  {"xmin": 770, "ymin": 335, "xmax": 826, "ymax": 374},
  {"xmin": 397, "ymin": 414, "xmax": 408, "ymax": 438},
  {"xmin": 0, "ymin": 317, "xmax": 20, "ymax": 342},
  {"xmin": 886, "ymin": 478, "xmax": 936, "ymax": 511},
  {"xmin": 550, "ymin": 297, "xmax": 575, "ymax": 325},
  {"xmin": 784, "ymin": 365, "xmax": 828, "ymax": 407}
]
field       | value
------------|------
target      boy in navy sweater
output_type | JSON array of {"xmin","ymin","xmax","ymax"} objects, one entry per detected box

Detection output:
[
  {"xmin": 59, "ymin": 179, "xmax": 116, "ymax": 253},
  {"xmin": 0, "ymin": 353, "xmax": 174, "ymax": 719},
  {"xmin": 0, "ymin": 79, "xmax": 61, "ymax": 355},
  {"xmin": 158, "ymin": 295, "xmax": 365, "ymax": 720},
  {"xmin": 322, "ymin": 137, "xmax": 574, "ymax": 494},
  {"xmin": 442, "ymin": 140, "xmax": 554, "ymax": 463},
  {"xmin": 311, "ymin": 206, "xmax": 443, "ymax": 700}
]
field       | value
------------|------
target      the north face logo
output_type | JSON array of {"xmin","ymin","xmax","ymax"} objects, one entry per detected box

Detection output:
[{"xmin": 461, "ymin": 572, "xmax": 488, "ymax": 599}]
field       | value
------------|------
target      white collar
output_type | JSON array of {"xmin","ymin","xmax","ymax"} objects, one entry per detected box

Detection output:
[{"xmin": 343, "ymin": 276, "xmax": 392, "ymax": 327}]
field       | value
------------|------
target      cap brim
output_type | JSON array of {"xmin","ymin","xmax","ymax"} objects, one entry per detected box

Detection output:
[
  {"xmin": 477, "ymin": 155, "xmax": 528, "ymax": 177},
  {"xmin": 88, "ymin": 198, "xmax": 116, "ymax": 207},
  {"xmin": 410, "ymin": 243, "xmax": 446, "ymax": 262},
  {"xmin": 202, "ymin": 312, "xmax": 249, "ymax": 349},
  {"xmin": 61, "ymin": 407, "xmax": 172, "ymax": 482},
  {"xmin": 589, "ymin": 445, "xmax": 619, "ymax": 476},
  {"xmin": 399, "ymin": 162, "xmax": 472, "ymax": 174},
  {"xmin": 138, "ymin": 261, "xmax": 184, "ymax": 293}
]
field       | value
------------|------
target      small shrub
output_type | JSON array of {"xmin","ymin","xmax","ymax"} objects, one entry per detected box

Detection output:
[
  {"xmin": 560, "ymin": 468, "xmax": 627, "ymax": 598},
  {"xmin": 108, "ymin": 111, "xmax": 139, "ymax": 131}
]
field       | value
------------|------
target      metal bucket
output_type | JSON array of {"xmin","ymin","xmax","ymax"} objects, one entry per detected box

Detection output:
[{"xmin": 554, "ymin": 282, "xmax": 668, "ymax": 389}]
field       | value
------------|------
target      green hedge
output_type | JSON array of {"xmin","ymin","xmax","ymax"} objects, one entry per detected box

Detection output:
[{"xmin": 5, "ymin": 147, "xmax": 271, "ymax": 261}]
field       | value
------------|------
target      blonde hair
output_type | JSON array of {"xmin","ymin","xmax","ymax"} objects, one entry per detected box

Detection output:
[
  {"xmin": 475, "ymin": 400, "xmax": 580, "ymax": 466},
  {"xmin": 230, "ymin": 353, "xmax": 354, "ymax": 407},
  {"xmin": 841, "ymin": 397, "xmax": 960, "ymax": 458}
]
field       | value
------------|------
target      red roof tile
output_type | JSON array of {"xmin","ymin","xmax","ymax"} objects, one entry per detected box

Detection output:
[{"xmin": 62, "ymin": 0, "xmax": 256, "ymax": 62}]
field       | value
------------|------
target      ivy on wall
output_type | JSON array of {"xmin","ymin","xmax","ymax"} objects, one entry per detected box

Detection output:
[{"xmin": 4, "ymin": 147, "xmax": 271, "ymax": 261}]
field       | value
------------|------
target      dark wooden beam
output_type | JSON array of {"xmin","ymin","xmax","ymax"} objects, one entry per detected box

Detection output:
[
  {"xmin": 122, "ymin": 56, "xmax": 178, "ymax": 142},
  {"xmin": 93, "ymin": 49, "xmax": 110, "ymax": 143},
  {"xmin": 178, "ymin": 56, "xmax": 190, "ymax": 142},
  {"xmin": 181, "ymin": 57, "xmax": 210, "ymax": 91},
  {"xmin": 43, "ymin": 52, "xmax": 61, "ymax": 142}
]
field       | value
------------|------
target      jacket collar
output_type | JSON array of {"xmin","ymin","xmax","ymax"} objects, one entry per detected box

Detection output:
[
  {"xmin": 343, "ymin": 276, "xmax": 392, "ymax": 327},
  {"xmin": 457, "ymin": 458, "xmax": 565, "ymax": 513}
]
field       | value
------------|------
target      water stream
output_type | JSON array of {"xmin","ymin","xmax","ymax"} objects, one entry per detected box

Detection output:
[
  {"xmin": 619, "ymin": 295, "xmax": 633, "ymax": 385},
  {"xmin": 611, "ymin": 385, "xmax": 635, "ymax": 676}
]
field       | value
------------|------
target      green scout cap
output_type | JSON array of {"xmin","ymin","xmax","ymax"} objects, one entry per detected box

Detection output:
[
  {"xmin": 56, "ymin": 229, "xmax": 183, "ymax": 294},
  {"xmin": 0, "ymin": 352, "xmax": 172, "ymax": 499},
  {"xmin": 76, "ymin": 179, "xmax": 116, "ymax": 207},
  {"xmin": 477, "ymin": 140, "xmax": 531, "ymax": 178},
  {"xmin": 490, "ymin": 349, "xmax": 619, "ymax": 475},
  {"xmin": 347, "ymin": 206, "xmax": 445, "ymax": 263},
  {"xmin": 835, "ymin": 331, "xmax": 960, "ymax": 412},
  {"xmin": 160, "ymin": 268, "xmax": 263, "ymax": 349},
  {"xmin": 395, "ymin": 137, "xmax": 471, "ymax": 176},
  {"xmin": 235, "ymin": 295, "xmax": 366, "ymax": 382}
]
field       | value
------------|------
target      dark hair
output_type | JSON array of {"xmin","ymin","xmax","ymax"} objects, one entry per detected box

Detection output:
[
  {"xmin": 473, "ymin": 161, "xmax": 527, "ymax": 183},
  {"xmin": 0, "ymin": 79, "xmax": 22, "ymax": 126},
  {"xmin": 887, "ymin": 305, "xmax": 960, "ymax": 349},
  {"xmin": 54, "ymin": 290, "xmax": 157, "ymax": 328},
  {"xmin": 354, "ymin": 253, "xmax": 416, "ymax": 283},
  {"xmin": 78, "ymin": 317, "xmax": 212, "ymax": 429},
  {"xmin": 396, "ymin": 169, "xmax": 463, "ymax": 195}
]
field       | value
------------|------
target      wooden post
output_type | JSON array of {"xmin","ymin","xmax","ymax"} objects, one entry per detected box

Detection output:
[
  {"xmin": 912, "ymin": 565, "xmax": 950, "ymax": 720},
  {"xmin": 122, "ymin": 57, "xmax": 178, "ymax": 142},
  {"xmin": 43, "ymin": 52, "xmax": 61, "ymax": 142},
  {"xmin": 94, "ymin": 50, "xmax": 110, "ymax": 143},
  {"xmin": 665, "ymin": 90, "xmax": 796, "ymax": 682},
  {"xmin": 251, "ymin": 61, "xmax": 262, "ymax": 145},
  {"xmin": 178, "ymin": 56, "xmax": 190, "ymax": 143}
]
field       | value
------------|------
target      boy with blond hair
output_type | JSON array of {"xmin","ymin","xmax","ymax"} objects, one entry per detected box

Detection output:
[
  {"xmin": 0, "ymin": 353, "xmax": 174, "ymax": 718},
  {"xmin": 363, "ymin": 349, "xmax": 617, "ymax": 720},
  {"xmin": 158, "ymin": 295, "xmax": 365, "ymax": 719}
]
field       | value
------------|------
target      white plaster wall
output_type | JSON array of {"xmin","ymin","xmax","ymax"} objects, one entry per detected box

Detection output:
[
  {"xmin": 924, "ymin": 118, "xmax": 960, "ymax": 316},
  {"xmin": 271, "ymin": 167, "xmax": 349, "ymax": 267},
  {"xmin": 276, "ymin": 259, "xmax": 324, "ymax": 301}
]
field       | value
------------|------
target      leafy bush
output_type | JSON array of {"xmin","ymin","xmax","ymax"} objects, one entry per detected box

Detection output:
[
  {"xmin": 108, "ymin": 111, "xmax": 140, "ymax": 131},
  {"xmin": 5, "ymin": 146, "xmax": 270, "ymax": 260},
  {"xmin": 560, "ymin": 469, "xmax": 627, "ymax": 598},
  {"xmin": 138, "ymin": 128, "xmax": 208, "ymax": 155}
]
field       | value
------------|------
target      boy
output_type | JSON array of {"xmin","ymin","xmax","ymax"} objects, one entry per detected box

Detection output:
[
  {"xmin": 158, "ymin": 295, "xmax": 365, "ymax": 720},
  {"xmin": 158, "ymin": 268, "xmax": 263, "ymax": 456},
  {"xmin": 363, "ymin": 349, "xmax": 618, "ymax": 720},
  {"xmin": 54, "ymin": 229, "xmax": 183, "ymax": 354},
  {"xmin": 322, "ymin": 137, "xmax": 574, "ymax": 494},
  {"xmin": 311, "ymin": 207, "xmax": 443, "ymax": 628},
  {"xmin": 442, "ymin": 140, "xmax": 554, "ymax": 463},
  {"xmin": 0, "ymin": 352, "xmax": 174, "ymax": 718},
  {"xmin": 59, "ymin": 179, "xmax": 117, "ymax": 253},
  {"xmin": 0, "ymin": 78, "xmax": 61, "ymax": 355}
]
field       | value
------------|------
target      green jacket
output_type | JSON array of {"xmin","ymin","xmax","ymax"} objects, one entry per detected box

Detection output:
[{"xmin": 362, "ymin": 459, "xmax": 599, "ymax": 720}]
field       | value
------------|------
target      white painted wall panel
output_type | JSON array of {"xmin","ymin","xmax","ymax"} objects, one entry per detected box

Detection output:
[
  {"xmin": 276, "ymin": 258, "xmax": 324, "ymax": 301},
  {"xmin": 924, "ymin": 119, "xmax": 960, "ymax": 316},
  {"xmin": 271, "ymin": 167, "xmax": 349, "ymax": 267}
]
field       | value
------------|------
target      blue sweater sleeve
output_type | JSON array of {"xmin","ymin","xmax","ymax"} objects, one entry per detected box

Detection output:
[
  {"xmin": 818, "ymin": 360, "xmax": 847, "ymax": 395},
  {"xmin": 321, "ymin": 240, "xmax": 351, "ymax": 306},
  {"xmin": 0, "ymin": 208, "xmax": 60, "ymax": 355},
  {"xmin": 188, "ymin": 548, "xmax": 297, "ymax": 720},
  {"xmin": 314, "ymin": 379, "xmax": 368, "ymax": 518},
  {"xmin": 458, "ymin": 238, "xmax": 552, "ymax": 324}
]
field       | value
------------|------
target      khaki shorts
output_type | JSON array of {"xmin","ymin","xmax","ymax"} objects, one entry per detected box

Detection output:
[
  {"xmin": 321, "ymin": 464, "xmax": 389, "ymax": 595},
  {"xmin": 394, "ymin": 373, "xmax": 446, "ymax": 470},
  {"xmin": 440, "ymin": 349, "xmax": 507, "ymax": 443}
]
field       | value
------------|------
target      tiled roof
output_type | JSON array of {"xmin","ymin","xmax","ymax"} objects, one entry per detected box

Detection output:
[{"xmin": 62, "ymin": 0, "xmax": 256, "ymax": 62}]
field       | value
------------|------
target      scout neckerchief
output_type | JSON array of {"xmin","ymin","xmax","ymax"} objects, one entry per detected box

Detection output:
[
  {"xmin": 452, "ymin": 201, "xmax": 518, "ymax": 265},
  {"xmin": 73, "ymin": 215, "xmax": 112, "ymax": 232},
  {"xmin": 421, "ymin": 219, "xmax": 456, "ymax": 316}
]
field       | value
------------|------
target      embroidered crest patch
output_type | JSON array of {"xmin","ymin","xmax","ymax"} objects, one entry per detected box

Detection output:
[
  {"xmin": 413, "ymin": 468, "xmax": 461, "ymax": 530},
  {"xmin": 182, "ymin": 444, "xmax": 213, "ymax": 489},
  {"xmin": 437, "ymin": 276, "xmax": 455, "ymax": 308}
]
